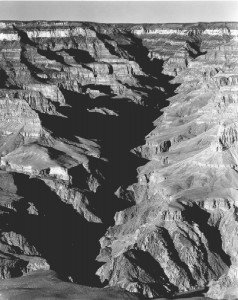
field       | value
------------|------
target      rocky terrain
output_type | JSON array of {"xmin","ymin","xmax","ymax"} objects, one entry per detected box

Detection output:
[{"xmin": 0, "ymin": 21, "xmax": 237, "ymax": 299}]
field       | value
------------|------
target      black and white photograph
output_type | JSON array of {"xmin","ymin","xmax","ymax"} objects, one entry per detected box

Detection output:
[{"xmin": 0, "ymin": 0, "xmax": 237, "ymax": 299}]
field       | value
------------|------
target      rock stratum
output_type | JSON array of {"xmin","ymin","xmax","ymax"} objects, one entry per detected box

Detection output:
[{"xmin": 0, "ymin": 21, "xmax": 237, "ymax": 299}]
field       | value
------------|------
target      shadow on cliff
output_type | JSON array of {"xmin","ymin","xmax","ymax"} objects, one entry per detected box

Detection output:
[
  {"xmin": 0, "ymin": 69, "xmax": 9, "ymax": 88},
  {"xmin": 182, "ymin": 204, "xmax": 231, "ymax": 268},
  {"xmin": 82, "ymin": 26, "xmax": 179, "ymax": 102},
  {"xmin": 3, "ymin": 173, "xmax": 105, "ymax": 287},
  {"xmin": 97, "ymin": 30, "xmax": 179, "ymax": 101},
  {"xmin": 38, "ymin": 91, "xmax": 156, "ymax": 222},
  {"xmin": 38, "ymin": 47, "xmax": 179, "ymax": 223},
  {"xmin": 38, "ymin": 28, "xmax": 181, "ymax": 190},
  {"xmin": 30, "ymin": 33, "xmax": 180, "ymax": 283}
]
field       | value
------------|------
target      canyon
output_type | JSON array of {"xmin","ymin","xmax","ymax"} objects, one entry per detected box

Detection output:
[{"xmin": 0, "ymin": 21, "xmax": 237, "ymax": 299}]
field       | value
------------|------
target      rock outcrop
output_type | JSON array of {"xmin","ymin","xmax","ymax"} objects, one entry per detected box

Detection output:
[{"xmin": 0, "ymin": 21, "xmax": 238, "ymax": 299}]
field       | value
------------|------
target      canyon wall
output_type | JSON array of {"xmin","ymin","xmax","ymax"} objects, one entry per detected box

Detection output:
[{"xmin": 0, "ymin": 21, "xmax": 238, "ymax": 299}]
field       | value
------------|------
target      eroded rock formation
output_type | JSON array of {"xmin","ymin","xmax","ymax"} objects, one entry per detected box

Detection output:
[{"xmin": 0, "ymin": 21, "xmax": 238, "ymax": 299}]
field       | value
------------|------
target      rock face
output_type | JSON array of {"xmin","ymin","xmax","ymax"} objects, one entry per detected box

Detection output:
[{"xmin": 0, "ymin": 21, "xmax": 238, "ymax": 299}]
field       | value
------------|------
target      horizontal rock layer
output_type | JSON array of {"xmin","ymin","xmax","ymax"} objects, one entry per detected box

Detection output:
[{"xmin": 0, "ymin": 21, "xmax": 238, "ymax": 299}]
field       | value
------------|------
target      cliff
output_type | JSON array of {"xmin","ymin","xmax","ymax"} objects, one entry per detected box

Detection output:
[{"xmin": 0, "ymin": 21, "xmax": 237, "ymax": 299}]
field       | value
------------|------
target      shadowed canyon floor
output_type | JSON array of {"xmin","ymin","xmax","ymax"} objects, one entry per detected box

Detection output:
[{"xmin": 0, "ymin": 21, "xmax": 237, "ymax": 299}]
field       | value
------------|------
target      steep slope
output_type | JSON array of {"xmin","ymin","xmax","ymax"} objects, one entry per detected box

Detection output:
[
  {"xmin": 96, "ymin": 23, "xmax": 238, "ymax": 299},
  {"xmin": 0, "ymin": 21, "xmax": 237, "ymax": 299}
]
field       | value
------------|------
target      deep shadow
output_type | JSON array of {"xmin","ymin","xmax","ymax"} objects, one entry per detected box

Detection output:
[
  {"xmin": 125, "ymin": 249, "xmax": 178, "ymax": 297},
  {"xmin": 182, "ymin": 204, "xmax": 231, "ymax": 267},
  {"xmin": 68, "ymin": 164, "xmax": 92, "ymax": 190},
  {"xmin": 38, "ymin": 90, "xmax": 158, "ymax": 223},
  {"xmin": 13, "ymin": 25, "xmax": 37, "ymax": 47},
  {"xmin": 37, "ymin": 48, "xmax": 67, "ymax": 65},
  {"xmin": 60, "ymin": 49, "xmax": 95, "ymax": 64},
  {"xmin": 0, "ymin": 68, "xmax": 9, "ymax": 88},
  {"xmin": 3, "ymin": 173, "xmax": 106, "ymax": 287},
  {"xmin": 13, "ymin": 24, "xmax": 67, "ymax": 74},
  {"xmin": 0, "ymin": 68, "xmax": 19, "ymax": 89},
  {"xmin": 37, "ymin": 38, "xmax": 179, "ymax": 221},
  {"xmin": 111, "ymin": 31, "xmax": 180, "ymax": 108},
  {"xmin": 119, "ymin": 32, "xmax": 178, "ymax": 87}
]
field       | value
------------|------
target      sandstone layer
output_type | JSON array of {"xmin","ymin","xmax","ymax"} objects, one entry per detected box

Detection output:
[{"xmin": 0, "ymin": 21, "xmax": 237, "ymax": 299}]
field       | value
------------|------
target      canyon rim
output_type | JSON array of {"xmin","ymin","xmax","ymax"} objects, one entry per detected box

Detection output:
[{"xmin": 0, "ymin": 2, "xmax": 238, "ymax": 299}]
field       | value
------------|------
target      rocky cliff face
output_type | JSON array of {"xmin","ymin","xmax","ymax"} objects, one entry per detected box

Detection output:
[{"xmin": 0, "ymin": 21, "xmax": 238, "ymax": 299}]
